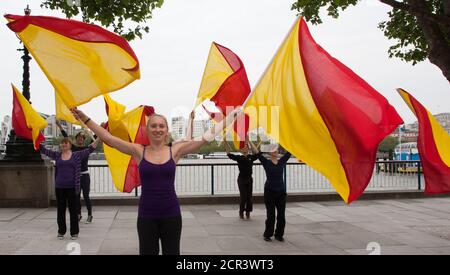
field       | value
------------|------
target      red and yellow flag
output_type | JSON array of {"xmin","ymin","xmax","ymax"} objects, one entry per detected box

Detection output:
[
  {"xmin": 103, "ymin": 95, "xmax": 154, "ymax": 193},
  {"xmin": 11, "ymin": 84, "xmax": 47, "ymax": 150},
  {"xmin": 5, "ymin": 14, "xmax": 140, "ymax": 108},
  {"xmin": 245, "ymin": 18, "xmax": 403, "ymax": 203},
  {"xmin": 398, "ymin": 89, "xmax": 450, "ymax": 193},
  {"xmin": 197, "ymin": 42, "xmax": 250, "ymax": 148}
]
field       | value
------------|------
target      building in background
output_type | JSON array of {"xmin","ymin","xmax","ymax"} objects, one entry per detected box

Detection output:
[
  {"xmin": 1, "ymin": 115, "xmax": 12, "ymax": 148},
  {"xmin": 171, "ymin": 116, "xmax": 186, "ymax": 140},
  {"xmin": 193, "ymin": 119, "xmax": 214, "ymax": 139},
  {"xmin": 391, "ymin": 112, "xmax": 450, "ymax": 142},
  {"xmin": 434, "ymin": 113, "xmax": 450, "ymax": 134}
]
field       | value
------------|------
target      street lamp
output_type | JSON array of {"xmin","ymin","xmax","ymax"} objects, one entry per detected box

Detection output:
[{"xmin": 3, "ymin": 5, "xmax": 43, "ymax": 162}]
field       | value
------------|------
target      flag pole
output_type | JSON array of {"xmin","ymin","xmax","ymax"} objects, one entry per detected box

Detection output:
[{"xmin": 242, "ymin": 17, "xmax": 301, "ymax": 108}]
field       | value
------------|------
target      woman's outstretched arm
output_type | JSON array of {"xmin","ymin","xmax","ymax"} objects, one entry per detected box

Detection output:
[
  {"xmin": 71, "ymin": 108, "xmax": 143, "ymax": 162},
  {"xmin": 172, "ymin": 107, "xmax": 242, "ymax": 162}
]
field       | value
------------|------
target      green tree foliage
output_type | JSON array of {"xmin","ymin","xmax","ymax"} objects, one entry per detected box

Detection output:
[
  {"xmin": 196, "ymin": 141, "xmax": 226, "ymax": 155},
  {"xmin": 41, "ymin": 0, "xmax": 164, "ymax": 41},
  {"xmin": 378, "ymin": 135, "xmax": 399, "ymax": 152},
  {"xmin": 291, "ymin": 0, "xmax": 450, "ymax": 81}
]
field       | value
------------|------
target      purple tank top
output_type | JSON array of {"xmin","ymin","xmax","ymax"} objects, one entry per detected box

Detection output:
[{"xmin": 138, "ymin": 146, "xmax": 181, "ymax": 218}]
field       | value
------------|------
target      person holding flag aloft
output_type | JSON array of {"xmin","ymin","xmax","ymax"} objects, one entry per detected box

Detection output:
[
  {"xmin": 248, "ymin": 141, "xmax": 291, "ymax": 242},
  {"xmin": 39, "ymin": 136, "xmax": 99, "ymax": 240},
  {"xmin": 224, "ymin": 136, "xmax": 259, "ymax": 220},
  {"xmin": 71, "ymin": 106, "xmax": 242, "ymax": 255},
  {"xmin": 56, "ymin": 121, "xmax": 99, "ymax": 224}
]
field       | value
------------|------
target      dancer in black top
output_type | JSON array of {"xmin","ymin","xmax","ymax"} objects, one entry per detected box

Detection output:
[{"xmin": 224, "ymin": 138, "xmax": 259, "ymax": 219}]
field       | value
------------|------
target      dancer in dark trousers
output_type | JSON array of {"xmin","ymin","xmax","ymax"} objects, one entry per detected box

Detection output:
[
  {"xmin": 40, "ymin": 137, "xmax": 98, "ymax": 240},
  {"xmin": 249, "ymin": 141, "xmax": 291, "ymax": 242},
  {"xmin": 224, "ymin": 139, "xmax": 259, "ymax": 219},
  {"xmin": 57, "ymin": 121, "xmax": 97, "ymax": 224},
  {"xmin": 72, "ymin": 107, "xmax": 240, "ymax": 255}
]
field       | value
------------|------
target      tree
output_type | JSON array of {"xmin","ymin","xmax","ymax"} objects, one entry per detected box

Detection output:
[
  {"xmin": 41, "ymin": 0, "xmax": 164, "ymax": 41},
  {"xmin": 291, "ymin": 0, "xmax": 450, "ymax": 82},
  {"xmin": 378, "ymin": 135, "xmax": 399, "ymax": 152}
]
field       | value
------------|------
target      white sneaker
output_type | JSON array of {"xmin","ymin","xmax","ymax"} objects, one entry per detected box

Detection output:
[
  {"xmin": 70, "ymin": 234, "xmax": 78, "ymax": 240},
  {"xmin": 85, "ymin": 215, "xmax": 93, "ymax": 224},
  {"xmin": 57, "ymin": 234, "xmax": 64, "ymax": 240}
]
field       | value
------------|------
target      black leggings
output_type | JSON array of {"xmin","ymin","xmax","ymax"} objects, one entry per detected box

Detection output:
[
  {"xmin": 137, "ymin": 216, "xmax": 182, "ymax": 255},
  {"xmin": 264, "ymin": 191, "xmax": 286, "ymax": 238},
  {"xmin": 237, "ymin": 177, "xmax": 253, "ymax": 213},
  {"xmin": 77, "ymin": 174, "xmax": 92, "ymax": 216},
  {"xmin": 55, "ymin": 188, "xmax": 79, "ymax": 236}
]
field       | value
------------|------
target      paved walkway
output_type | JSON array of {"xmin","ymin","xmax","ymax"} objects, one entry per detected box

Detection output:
[{"xmin": 1, "ymin": 198, "xmax": 450, "ymax": 255}]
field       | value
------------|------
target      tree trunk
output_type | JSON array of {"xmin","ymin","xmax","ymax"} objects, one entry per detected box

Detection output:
[{"xmin": 407, "ymin": 0, "xmax": 450, "ymax": 82}]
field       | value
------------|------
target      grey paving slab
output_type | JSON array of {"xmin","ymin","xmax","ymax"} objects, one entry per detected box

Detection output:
[
  {"xmin": 83, "ymin": 210, "xmax": 117, "ymax": 219},
  {"xmin": 298, "ymin": 213, "xmax": 338, "ymax": 222},
  {"xmin": 181, "ymin": 236, "xmax": 222, "ymax": 254},
  {"xmin": 14, "ymin": 239, "xmax": 68, "ymax": 255},
  {"xmin": 0, "ymin": 219, "xmax": 29, "ymax": 233},
  {"xmin": 282, "ymin": 232, "xmax": 332, "ymax": 248},
  {"xmin": 181, "ymin": 211, "xmax": 195, "ymax": 219},
  {"xmin": 115, "ymin": 211, "xmax": 138, "ymax": 220},
  {"xmin": 421, "ymin": 246, "xmax": 450, "ymax": 255},
  {"xmin": 14, "ymin": 209, "xmax": 47, "ymax": 220},
  {"xmin": 0, "ymin": 238, "xmax": 32, "ymax": 254},
  {"xmin": 98, "ymin": 238, "xmax": 139, "ymax": 255},
  {"xmin": 286, "ymin": 216, "xmax": 315, "ymax": 225},
  {"xmin": 385, "ymin": 231, "xmax": 450, "ymax": 248},
  {"xmin": 346, "ymin": 245, "xmax": 429, "ymax": 255},
  {"xmin": 349, "ymin": 221, "xmax": 409, "ymax": 234},
  {"xmin": 301, "ymin": 246, "xmax": 349, "ymax": 255},
  {"xmin": 35, "ymin": 211, "xmax": 58, "ymax": 220},
  {"xmin": 0, "ymin": 211, "xmax": 24, "ymax": 222},
  {"xmin": 215, "ymin": 236, "xmax": 261, "ymax": 251},
  {"xmin": 1, "ymin": 198, "xmax": 450, "ymax": 255}
]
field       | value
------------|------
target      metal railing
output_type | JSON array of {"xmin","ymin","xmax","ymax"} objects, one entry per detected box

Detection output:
[{"xmin": 83, "ymin": 160, "xmax": 425, "ymax": 197}]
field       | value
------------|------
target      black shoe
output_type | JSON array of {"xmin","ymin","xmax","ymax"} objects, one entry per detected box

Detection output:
[
  {"xmin": 245, "ymin": 212, "xmax": 250, "ymax": 219},
  {"xmin": 239, "ymin": 212, "xmax": 244, "ymax": 220},
  {"xmin": 275, "ymin": 236, "xmax": 285, "ymax": 242},
  {"xmin": 264, "ymin": 237, "xmax": 272, "ymax": 242}
]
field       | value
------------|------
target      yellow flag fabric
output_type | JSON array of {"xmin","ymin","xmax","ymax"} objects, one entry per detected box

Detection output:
[
  {"xmin": 11, "ymin": 84, "xmax": 47, "ymax": 150},
  {"xmin": 55, "ymin": 92, "xmax": 80, "ymax": 125},
  {"xmin": 103, "ymin": 94, "xmax": 127, "ymax": 141},
  {"xmin": 103, "ymin": 95, "xmax": 153, "ymax": 193},
  {"xmin": 5, "ymin": 14, "xmax": 140, "ymax": 108}
]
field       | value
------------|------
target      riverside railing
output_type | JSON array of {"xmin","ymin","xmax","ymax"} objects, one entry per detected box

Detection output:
[{"xmin": 82, "ymin": 160, "xmax": 424, "ymax": 197}]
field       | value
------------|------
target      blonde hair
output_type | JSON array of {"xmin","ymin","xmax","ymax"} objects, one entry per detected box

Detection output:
[{"xmin": 147, "ymin": 114, "xmax": 170, "ymax": 144}]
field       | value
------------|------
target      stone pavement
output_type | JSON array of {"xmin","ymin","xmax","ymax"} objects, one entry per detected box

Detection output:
[{"xmin": 1, "ymin": 197, "xmax": 450, "ymax": 255}]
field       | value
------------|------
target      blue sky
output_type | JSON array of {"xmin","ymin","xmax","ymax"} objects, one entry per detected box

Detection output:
[{"xmin": 0, "ymin": 0, "xmax": 449, "ymax": 127}]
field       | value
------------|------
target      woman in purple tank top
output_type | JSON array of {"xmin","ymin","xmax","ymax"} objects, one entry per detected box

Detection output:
[{"xmin": 71, "ymin": 107, "xmax": 241, "ymax": 255}]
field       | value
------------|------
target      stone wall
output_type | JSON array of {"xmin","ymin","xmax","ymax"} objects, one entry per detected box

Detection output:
[{"xmin": 0, "ymin": 162, "xmax": 54, "ymax": 208}]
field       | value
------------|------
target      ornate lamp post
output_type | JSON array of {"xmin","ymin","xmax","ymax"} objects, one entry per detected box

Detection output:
[{"xmin": 3, "ymin": 5, "xmax": 43, "ymax": 162}]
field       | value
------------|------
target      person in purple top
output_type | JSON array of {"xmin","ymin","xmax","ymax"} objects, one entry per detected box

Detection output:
[
  {"xmin": 40, "ymin": 137, "xmax": 99, "ymax": 240},
  {"xmin": 71, "ymin": 107, "xmax": 241, "ymax": 255}
]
